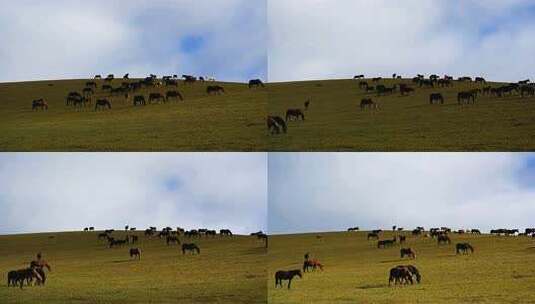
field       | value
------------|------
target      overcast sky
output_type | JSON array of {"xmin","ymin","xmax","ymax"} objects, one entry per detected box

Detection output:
[
  {"xmin": 268, "ymin": 0, "xmax": 535, "ymax": 82},
  {"xmin": 0, "ymin": 153, "xmax": 267, "ymax": 235},
  {"xmin": 0, "ymin": 0, "xmax": 266, "ymax": 83},
  {"xmin": 268, "ymin": 153, "xmax": 535, "ymax": 234}
]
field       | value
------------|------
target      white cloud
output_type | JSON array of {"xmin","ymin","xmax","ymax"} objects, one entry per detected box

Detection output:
[
  {"xmin": 0, "ymin": 0, "xmax": 266, "ymax": 82},
  {"xmin": 268, "ymin": 0, "xmax": 535, "ymax": 82},
  {"xmin": 268, "ymin": 153, "xmax": 535, "ymax": 234},
  {"xmin": 0, "ymin": 153, "xmax": 267, "ymax": 235}
]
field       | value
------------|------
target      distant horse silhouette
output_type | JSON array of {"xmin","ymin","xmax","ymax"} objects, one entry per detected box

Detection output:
[
  {"xmin": 130, "ymin": 248, "xmax": 141, "ymax": 260},
  {"xmin": 133, "ymin": 95, "xmax": 146, "ymax": 106},
  {"xmin": 220, "ymin": 229, "xmax": 233, "ymax": 236},
  {"xmin": 166, "ymin": 236, "xmax": 181, "ymax": 245},
  {"xmin": 354, "ymin": 75, "xmax": 365, "ymax": 79},
  {"xmin": 304, "ymin": 99, "xmax": 310, "ymax": 110},
  {"xmin": 400, "ymin": 248, "xmax": 416, "ymax": 259},
  {"xmin": 148, "ymin": 93, "xmax": 165, "ymax": 104},
  {"xmin": 303, "ymin": 259, "xmax": 324, "ymax": 272},
  {"xmin": 437, "ymin": 235, "xmax": 451, "ymax": 245},
  {"xmin": 286, "ymin": 109, "xmax": 305, "ymax": 121},
  {"xmin": 457, "ymin": 92, "xmax": 476, "ymax": 104},
  {"xmin": 456, "ymin": 243, "xmax": 474, "ymax": 254},
  {"xmin": 360, "ymin": 98, "xmax": 377, "ymax": 110},
  {"xmin": 367, "ymin": 232, "xmax": 379, "ymax": 240},
  {"xmin": 429, "ymin": 93, "xmax": 444, "ymax": 104},
  {"xmin": 249, "ymin": 79, "xmax": 265, "ymax": 88},
  {"xmin": 95, "ymin": 99, "xmax": 112, "ymax": 111},
  {"xmin": 207, "ymin": 85, "xmax": 225, "ymax": 94},
  {"xmin": 166, "ymin": 90, "xmax": 183, "ymax": 102},
  {"xmin": 267, "ymin": 116, "xmax": 287, "ymax": 134},
  {"xmin": 275, "ymin": 270, "xmax": 302, "ymax": 289},
  {"xmin": 32, "ymin": 99, "xmax": 48, "ymax": 111},
  {"xmin": 182, "ymin": 243, "xmax": 200, "ymax": 254}
]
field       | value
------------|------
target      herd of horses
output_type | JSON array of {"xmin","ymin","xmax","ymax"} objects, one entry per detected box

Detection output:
[
  {"xmin": 274, "ymin": 225, "xmax": 533, "ymax": 291},
  {"xmin": 7, "ymin": 226, "xmax": 268, "ymax": 290},
  {"xmin": 31, "ymin": 74, "xmax": 265, "ymax": 112},
  {"xmin": 268, "ymin": 73, "xmax": 535, "ymax": 135}
]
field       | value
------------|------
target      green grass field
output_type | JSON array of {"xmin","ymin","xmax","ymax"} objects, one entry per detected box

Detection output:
[
  {"xmin": 268, "ymin": 231, "xmax": 535, "ymax": 304},
  {"xmin": 0, "ymin": 79, "xmax": 267, "ymax": 151},
  {"xmin": 0, "ymin": 231, "xmax": 266, "ymax": 304},
  {"xmin": 269, "ymin": 79, "xmax": 535, "ymax": 151}
]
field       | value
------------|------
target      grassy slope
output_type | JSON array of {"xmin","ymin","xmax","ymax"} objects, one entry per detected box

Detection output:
[
  {"xmin": 269, "ymin": 79, "xmax": 535, "ymax": 151},
  {"xmin": 0, "ymin": 231, "xmax": 266, "ymax": 304},
  {"xmin": 268, "ymin": 231, "xmax": 535, "ymax": 304},
  {"xmin": 0, "ymin": 79, "xmax": 267, "ymax": 151}
]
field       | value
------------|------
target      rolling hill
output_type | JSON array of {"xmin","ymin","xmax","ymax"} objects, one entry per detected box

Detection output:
[
  {"xmin": 269, "ymin": 78, "xmax": 535, "ymax": 151},
  {"xmin": 0, "ymin": 231, "xmax": 266, "ymax": 304},
  {"xmin": 0, "ymin": 79, "xmax": 267, "ymax": 151},
  {"xmin": 268, "ymin": 230, "xmax": 535, "ymax": 304}
]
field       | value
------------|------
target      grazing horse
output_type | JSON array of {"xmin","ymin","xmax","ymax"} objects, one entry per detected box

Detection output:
[
  {"xmin": 95, "ymin": 99, "xmax": 112, "ymax": 111},
  {"xmin": 360, "ymin": 98, "xmax": 377, "ymax": 110},
  {"xmin": 354, "ymin": 75, "xmax": 365, "ymax": 79},
  {"xmin": 377, "ymin": 237, "xmax": 397, "ymax": 248},
  {"xmin": 520, "ymin": 85, "xmax": 535, "ymax": 98},
  {"xmin": 456, "ymin": 243, "xmax": 474, "ymax": 255},
  {"xmin": 166, "ymin": 90, "xmax": 183, "ymax": 102},
  {"xmin": 400, "ymin": 248, "xmax": 416, "ymax": 259},
  {"xmin": 429, "ymin": 93, "xmax": 444, "ymax": 104},
  {"xmin": 249, "ymin": 79, "xmax": 265, "ymax": 88},
  {"xmin": 347, "ymin": 227, "xmax": 359, "ymax": 232},
  {"xmin": 220, "ymin": 229, "xmax": 233, "ymax": 236},
  {"xmin": 267, "ymin": 116, "xmax": 287, "ymax": 134},
  {"xmin": 475, "ymin": 77, "xmax": 486, "ymax": 84},
  {"xmin": 133, "ymin": 95, "xmax": 146, "ymax": 106},
  {"xmin": 130, "ymin": 248, "xmax": 141, "ymax": 260},
  {"xmin": 437, "ymin": 235, "xmax": 451, "ymax": 245},
  {"xmin": 206, "ymin": 85, "xmax": 225, "ymax": 94},
  {"xmin": 457, "ymin": 92, "xmax": 476, "ymax": 105},
  {"xmin": 286, "ymin": 109, "xmax": 305, "ymax": 121},
  {"xmin": 166, "ymin": 236, "xmax": 181, "ymax": 245},
  {"xmin": 32, "ymin": 99, "xmax": 48, "ymax": 111},
  {"xmin": 389, "ymin": 265, "xmax": 421, "ymax": 286},
  {"xmin": 400, "ymin": 86, "xmax": 415, "ymax": 96},
  {"xmin": 148, "ymin": 93, "xmax": 165, "ymax": 104},
  {"xmin": 182, "ymin": 243, "xmax": 200, "ymax": 255},
  {"xmin": 303, "ymin": 259, "xmax": 324, "ymax": 272},
  {"xmin": 8, "ymin": 268, "xmax": 41, "ymax": 289},
  {"xmin": 275, "ymin": 270, "xmax": 302, "ymax": 289},
  {"xmin": 367, "ymin": 232, "xmax": 379, "ymax": 240}
]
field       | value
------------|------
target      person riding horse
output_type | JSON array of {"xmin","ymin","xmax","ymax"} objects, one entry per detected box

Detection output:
[{"xmin": 30, "ymin": 252, "xmax": 52, "ymax": 285}]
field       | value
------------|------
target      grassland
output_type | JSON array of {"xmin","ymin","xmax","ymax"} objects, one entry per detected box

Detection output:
[
  {"xmin": 268, "ymin": 231, "xmax": 535, "ymax": 304},
  {"xmin": 269, "ymin": 79, "xmax": 535, "ymax": 151},
  {"xmin": 0, "ymin": 231, "xmax": 266, "ymax": 304},
  {"xmin": 0, "ymin": 79, "xmax": 267, "ymax": 151}
]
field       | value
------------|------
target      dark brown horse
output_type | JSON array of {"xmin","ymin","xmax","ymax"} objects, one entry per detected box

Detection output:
[
  {"xmin": 148, "ymin": 93, "xmax": 165, "ymax": 104},
  {"xmin": 166, "ymin": 236, "xmax": 181, "ymax": 245},
  {"xmin": 429, "ymin": 93, "xmax": 444, "ymax": 104},
  {"xmin": 456, "ymin": 243, "xmax": 474, "ymax": 254},
  {"xmin": 275, "ymin": 269, "xmax": 302, "ymax": 289},
  {"xmin": 32, "ymin": 99, "xmax": 48, "ymax": 111},
  {"xmin": 286, "ymin": 109, "xmax": 305, "ymax": 121},
  {"xmin": 95, "ymin": 99, "xmax": 112, "ymax": 111},
  {"xmin": 129, "ymin": 248, "xmax": 141, "ymax": 259},
  {"xmin": 389, "ymin": 265, "xmax": 421, "ymax": 286},
  {"xmin": 267, "ymin": 116, "xmax": 287, "ymax": 134},
  {"xmin": 437, "ymin": 235, "xmax": 451, "ymax": 245},
  {"xmin": 182, "ymin": 243, "xmax": 200, "ymax": 254},
  {"xmin": 360, "ymin": 98, "xmax": 377, "ymax": 110},
  {"xmin": 207, "ymin": 85, "xmax": 225, "ymax": 94},
  {"xmin": 457, "ymin": 92, "xmax": 476, "ymax": 104},
  {"xmin": 400, "ymin": 248, "xmax": 416, "ymax": 259},
  {"xmin": 166, "ymin": 90, "xmax": 183, "ymax": 102}
]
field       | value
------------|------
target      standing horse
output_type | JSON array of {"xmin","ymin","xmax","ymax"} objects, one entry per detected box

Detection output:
[
  {"xmin": 275, "ymin": 270, "xmax": 302, "ymax": 289},
  {"xmin": 285, "ymin": 109, "xmax": 305, "ymax": 121},
  {"xmin": 249, "ymin": 79, "xmax": 265, "ymax": 88},
  {"xmin": 166, "ymin": 236, "xmax": 181, "ymax": 245},
  {"xmin": 429, "ymin": 93, "xmax": 444, "ymax": 104},
  {"xmin": 457, "ymin": 92, "xmax": 476, "ymax": 105},
  {"xmin": 130, "ymin": 248, "xmax": 141, "ymax": 260},
  {"xmin": 95, "ymin": 99, "xmax": 112, "ymax": 111},
  {"xmin": 437, "ymin": 235, "xmax": 451, "ymax": 245},
  {"xmin": 32, "ymin": 99, "xmax": 48, "ymax": 111},
  {"xmin": 207, "ymin": 85, "xmax": 225, "ymax": 94},
  {"xmin": 166, "ymin": 91, "xmax": 183, "ymax": 102},
  {"xmin": 360, "ymin": 98, "xmax": 377, "ymax": 110},
  {"xmin": 303, "ymin": 259, "xmax": 324, "ymax": 272},
  {"xmin": 400, "ymin": 248, "xmax": 416, "ymax": 259}
]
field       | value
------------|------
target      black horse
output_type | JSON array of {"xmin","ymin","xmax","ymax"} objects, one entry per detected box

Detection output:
[
  {"xmin": 367, "ymin": 232, "xmax": 379, "ymax": 240},
  {"xmin": 182, "ymin": 243, "xmax": 200, "ymax": 255},
  {"xmin": 133, "ymin": 95, "xmax": 146, "ymax": 106},
  {"xmin": 94, "ymin": 99, "xmax": 112, "ymax": 111},
  {"xmin": 377, "ymin": 237, "xmax": 396, "ymax": 248},
  {"xmin": 360, "ymin": 98, "xmax": 377, "ymax": 110},
  {"xmin": 220, "ymin": 229, "xmax": 233, "ymax": 236},
  {"xmin": 429, "ymin": 93, "xmax": 444, "ymax": 104},
  {"xmin": 456, "ymin": 243, "xmax": 474, "ymax": 254},
  {"xmin": 286, "ymin": 109, "xmax": 305, "ymax": 121},
  {"xmin": 249, "ymin": 79, "xmax": 265, "ymax": 88},
  {"xmin": 130, "ymin": 248, "xmax": 141, "ymax": 259},
  {"xmin": 457, "ymin": 92, "xmax": 476, "ymax": 104},
  {"xmin": 275, "ymin": 269, "xmax": 302, "ymax": 289}
]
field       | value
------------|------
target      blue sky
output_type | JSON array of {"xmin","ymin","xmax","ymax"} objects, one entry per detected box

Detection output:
[
  {"xmin": 0, "ymin": 153, "xmax": 267, "ymax": 235},
  {"xmin": 0, "ymin": 0, "xmax": 266, "ymax": 82},
  {"xmin": 268, "ymin": 153, "xmax": 535, "ymax": 234}
]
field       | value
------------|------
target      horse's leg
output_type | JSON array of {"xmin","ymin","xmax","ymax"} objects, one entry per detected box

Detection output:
[{"xmin": 287, "ymin": 278, "xmax": 292, "ymax": 289}]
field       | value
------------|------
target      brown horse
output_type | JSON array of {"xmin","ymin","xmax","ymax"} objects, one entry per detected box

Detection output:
[
  {"xmin": 429, "ymin": 93, "xmax": 444, "ymax": 104},
  {"xmin": 95, "ymin": 99, "xmax": 112, "ymax": 111},
  {"xmin": 456, "ymin": 243, "xmax": 474, "ymax": 254},
  {"xmin": 303, "ymin": 259, "xmax": 324, "ymax": 272},
  {"xmin": 129, "ymin": 248, "xmax": 141, "ymax": 260},
  {"xmin": 389, "ymin": 265, "xmax": 421, "ymax": 286},
  {"xmin": 207, "ymin": 85, "xmax": 225, "ymax": 95},
  {"xmin": 267, "ymin": 116, "xmax": 287, "ymax": 134},
  {"xmin": 166, "ymin": 90, "xmax": 183, "ymax": 102},
  {"xmin": 32, "ymin": 99, "xmax": 48, "ymax": 111},
  {"xmin": 400, "ymin": 248, "xmax": 416, "ymax": 259},
  {"xmin": 437, "ymin": 235, "xmax": 451, "ymax": 245},
  {"xmin": 285, "ymin": 109, "xmax": 305, "ymax": 121}
]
